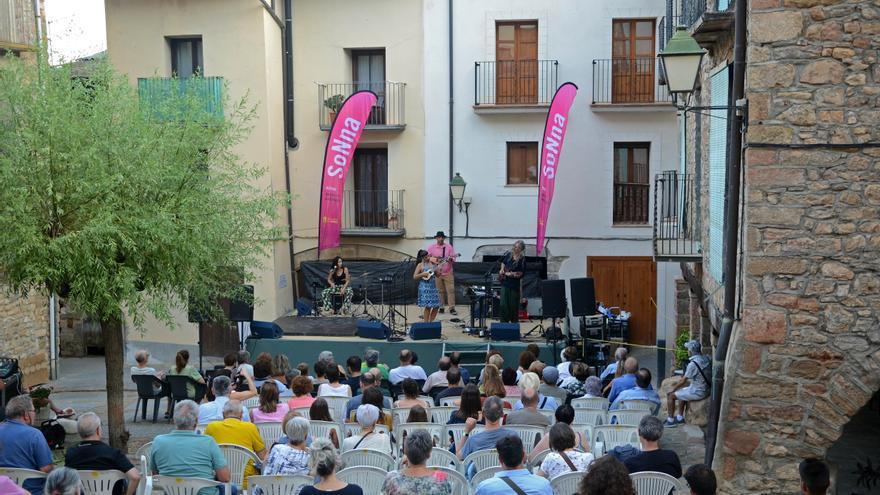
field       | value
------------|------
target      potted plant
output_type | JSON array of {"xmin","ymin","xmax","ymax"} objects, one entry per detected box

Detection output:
[
  {"xmin": 675, "ymin": 330, "xmax": 691, "ymax": 372},
  {"xmin": 324, "ymin": 94, "xmax": 345, "ymax": 123},
  {"xmin": 29, "ymin": 384, "xmax": 53, "ymax": 412}
]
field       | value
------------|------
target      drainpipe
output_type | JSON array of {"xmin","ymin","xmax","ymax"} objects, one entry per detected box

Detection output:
[
  {"xmin": 447, "ymin": 0, "xmax": 455, "ymax": 244},
  {"xmin": 281, "ymin": 0, "xmax": 299, "ymax": 301},
  {"xmin": 705, "ymin": 0, "xmax": 747, "ymax": 467}
]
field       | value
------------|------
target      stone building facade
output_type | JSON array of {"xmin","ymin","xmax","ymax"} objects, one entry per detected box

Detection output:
[{"xmin": 0, "ymin": 291, "xmax": 50, "ymax": 385}]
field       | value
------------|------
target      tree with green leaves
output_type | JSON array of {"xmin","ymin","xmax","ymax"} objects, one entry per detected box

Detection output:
[{"xmin": 0, "ymin": 54, "xmax": 285, "ymax": 450}]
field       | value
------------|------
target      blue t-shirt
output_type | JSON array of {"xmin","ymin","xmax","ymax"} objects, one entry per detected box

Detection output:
[
  {"xmin": 150, "ymin": 430, "xmax": 227, "ymax": 481},
  {"xmin": 610, "ymin": 387, "xmax": 661, "ymax": 414},
  {"xmin": 475, "ymin": 468, "xmax": 553, "ymax": 495},
  {"xmin": 512, "ymin": 394, "xmax": 558, "ymax": 411},
  {"xmin": 459, "ymin": 427, "xmax": 515, "ymax": 460},
  {"xmin": 0, "ymin": 420, "xmax": 53, "ymax": 495},
  {"xmin": 608, "ymin": 373, "xmax": 637, "ymax": 404}
]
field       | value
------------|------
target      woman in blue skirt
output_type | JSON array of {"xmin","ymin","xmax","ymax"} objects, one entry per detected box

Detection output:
[{"xmin": 414, "ymin": 249, "xmax": 441, "ymax": 322}]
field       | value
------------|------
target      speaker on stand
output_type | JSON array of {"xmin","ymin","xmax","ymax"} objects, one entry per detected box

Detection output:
[
  {"xmin": 536, "ymin": 279, "xmax": 566, "ymax": 365},
  {"xmin": 230, "ymin": 285, "xmax": 255, "ymax": 350},
  {"xmin": 569, "ymin": 277, "xmax": 606, "ymax": 370}
]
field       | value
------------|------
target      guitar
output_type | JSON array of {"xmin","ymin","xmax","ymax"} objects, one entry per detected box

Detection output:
[{"xmin": 423, "ymin": 253, "xmax": 461, "ymax": 280}]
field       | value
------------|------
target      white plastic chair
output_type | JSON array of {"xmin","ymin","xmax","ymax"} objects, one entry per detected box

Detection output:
[
  {"xmin": 256, "ymin": 421, "xmax": 285, "ymax": 444},
  {"xmin": 242, "ymin": 396, "xmax": 260, "ymax": 409},
  {"xmin": 322, "ymin": 397, "xmax": 350, "ymax": 425},
  {"xmin": 505, "ymin": 425, "xmax": 546, "ymax": 449},
  {"xmin": 134, "ymin": 442, "xmax": 153, "ymax": 469},
  {"xmin": 574, "ymin": 408, "xmax": 606, "ymax": 426},
  {"xmin": 340, "ymin": 448, "xmax": 395, "ymax": 471},
  {"xmin": 390, "ymin": 407, "xmax": 413, "ymax": 427},
  {"xmin": 309, "ymin": 420, "xmax": 343, "ymax": 447},
  {"xmin": 551, "ymin": 471, "xmax": 586, "ymax": 495},
  {"xmin": 395, "ymin": 422, "xmax": 445, "ymax": 450},
  {"xmin": 430, "ymin": 406, "xmax": 456, "ymax": 424},
  {"xmin": 620, "ymin": 399, "xmax": 656, "ymax": 413},
  {"xmin": 292, "ymin": 407, "xmax": 312, "ymax": 419},
  {"xmin": 434, "ymin": 466, "xmax": 468, "ymax": 495},
  {"xmin": 470, "ymin": 466, "xmax": 503, "ymax": 487},
  {"xmin": 78, "ymin": 469, "xmax": 127, "ymax": 495},
  {"xmin": 445, "ymin": 424, "xmax": 484, "ymax": 450},
  {"xmin": 537, "ymin": 409, "xmax": 556, "ymax": 425},
  {"xmin": 630, "ymin": 471, "xmax": 682, "ymax": 495},
  {"xmin": 608, "ymin": 409, "xmax": 650, "ymax": 427},
  {"xmin": 592, "ymin": 425, "xmax": 639, "ymax": 455},
  {"xmin": 571, "ymin": 397, "xmax": 609, "ymax": 410},
  {"xmin": 218, "ymin": 443, "xmax": 261, "ymax": 488},
  {"xmin": 337, "ymin": 465, "xmax": 388, "ymax": 492},
  {"xmin": 247, "ymin": 474, "xmax": 314, "ymax": 495},
  {"xmin": 529, "ymin": 449, "xmax": 552, "ymax": 471},
  {"xmin": 0, "ymin": 467, "xmax": 47, "ymax": 485},
  {"xmin": 427, "ymin": 448, "xmax": 461, "ymax": 471},
  {"xmin": 343, "ymin": 423, "xmax": 390, "ymax": 438},
  {"xmin": 439, "ymin": 396, "xmax": 461, "ymax": 407},
  {"xmin": 396, "ymin": 394, "xmax": 434, "ymax": 404},
  {"xmin": 570, "ymin": 423, "xmax": 594, "ymax": 454},
  {"xmin": 152, "ymin": 475, "xmax": 227, "ymax": 495},
  {"xmin": 136, "ymin": 456, "xmax": 152, "ymax": 495},
  {"xmin": 463, "ymin": 449, "xmax": 501, "ymax": 473}
]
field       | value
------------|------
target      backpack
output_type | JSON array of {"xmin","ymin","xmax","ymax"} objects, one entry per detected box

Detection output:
[{"xmin": 40, "ymin": 419, "xmax": 66, "ymax": 449}]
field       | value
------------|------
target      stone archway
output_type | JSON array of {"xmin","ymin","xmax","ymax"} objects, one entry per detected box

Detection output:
[
  {"xmin": 293, "ymin": 244, "xmax": 412, "ymax": 269},
  {"xmin": 826, "ymin": 390, "xmax": 880, "ymax": 494}
]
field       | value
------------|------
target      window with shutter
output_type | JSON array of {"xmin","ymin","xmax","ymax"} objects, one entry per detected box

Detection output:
[
  {"xmin": 708, "ymin": 65, "xmax": 730, "ymax": 282},
  {"xmin": 506, "ymin": 142, "xmax": 539, "ymax": 185}
]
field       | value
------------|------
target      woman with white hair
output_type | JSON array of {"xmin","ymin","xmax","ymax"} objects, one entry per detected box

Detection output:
[
  {"xmin": 512, "ymin": 372, "xmax": 558, "ymax": 411},
  {"xmin": 299, "ymin": 438, "xmax": 363, "ymax": 495},
  {"xmin": 381, "ymin": 430, "xmax": 452, "ymax": 495},
  {"xmin": 45, "ymin": 467, "xmax": 82, "ymax": 495},
  {"xmin": 342, "ymin": 404, "xmax": 392, "ymax": 454},
  {"xmin": 665, "ymin": 340, "xmax": 711, "ymax": 427},
  {"xmin": 498, "ymin": 240, "xmax": 526, "ymax": 323},
  {"xmin": 262, "ymin": 416, "xmax": 311, "ymax": 475}
]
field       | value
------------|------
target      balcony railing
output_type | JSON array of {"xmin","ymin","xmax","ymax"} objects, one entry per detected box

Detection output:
[
  {"xmin": 318, "ymin": 82, "xmax": 405, "ymax": 131},
  {"xmin": 592, "ymin": 58, "xmax": 672, "ymax": 106},
  {"xmin": 474, "ymin": 60, "xmax": 558, "ymax": 107},
  {"xmin": 0, "ymin": 0, "xmax": 37, "ymax": 49},
  {"xmin": 613, "ymin": 183, "xmax": 650, "ymax": 225},
  {"xmin": 663, "ymin": 0, "xmax": 735, "ymax": 47},
  {"xmin": 341, "ymin": 189, "xmax": 405, "ymax": 236},
  {"xmin": 137, "ymin": 77, "xmax": 224, "ymax": 120},
  {"xmin": 653, "ymin": 172, "xmax": 702, "ymax": 260}
]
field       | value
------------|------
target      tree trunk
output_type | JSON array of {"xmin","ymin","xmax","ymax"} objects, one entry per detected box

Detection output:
[{"xmin": 100, "ymin": 313, "xmax": 130, "ymax": 451}]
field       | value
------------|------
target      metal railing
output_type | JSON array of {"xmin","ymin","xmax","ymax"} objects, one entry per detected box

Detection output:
[
  {"xmin": 592, "ymin": 58, "xmax": 672, "ymax": 105},
  {"xmin": 613, "ymin": 183, "xmax": 650, "ymax": 225},
  {"xmin": 341, "ymin": 189, "xmax": 405, "ymax": 233},
  {"xmin": 653, "ymin": 172, "xmax": 701, "ymax": 259},
  {"xmin": 317, "ymin": 82, "xmax": 406, "ymax": 130},
  {"xmin": 0, "ymin": 0, "xmax": 37, "ymax": 49},
  {"xmin": 137, "ymin": 77, "xmax": 224, "ymax": 120},
  {"xmin": 474, "ymin": 60, "xmax": 558, "ymax": 106}
]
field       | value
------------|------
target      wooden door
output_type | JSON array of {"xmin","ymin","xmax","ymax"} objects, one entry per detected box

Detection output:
[
  {"xmin": 353, "ymin": 149, "xmax": 388, "ymax": 227},
  {"xmin": 587, "ymin": 257, "xmax": 657, "ymax": 345},
  {"xmin": 496, "ymin": 21, "xmax": 538, "ymax": 104},
  {"xmin": 611, "ymin": 19, "xmax": 656, "ymax": 103},
  {"xmin": 200, "ymin": 299, "xmax": 240, "ymax": 357}
]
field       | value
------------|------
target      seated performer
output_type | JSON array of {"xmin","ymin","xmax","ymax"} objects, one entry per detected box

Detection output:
[{"xmin": 322, "ymin": 256, "xmax": 353, "ymax": 314}]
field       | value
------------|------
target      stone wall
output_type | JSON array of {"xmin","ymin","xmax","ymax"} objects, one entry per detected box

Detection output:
[
  {"xmin": 715, "ymin": 0, "xmax": 880, "ymax": 493},
  {"xmin": 0, "ymin": 291, "xmax": 50, "ymax": 385}
]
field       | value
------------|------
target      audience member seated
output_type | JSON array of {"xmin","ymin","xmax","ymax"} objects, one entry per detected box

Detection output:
[
  {"xmin": 287, "ymin": 375, "xmax": 317, "ymax": 410},
  {"xmin": 528, "ymin": 360, "xmax": 546, "ymax": 377},
  {"xmin": 624, "ymin": 416, "xmax": 682, "ymax": 478},
  {"xmin": 237, "ymin": 350, "xmax": 254, "ymax": 378},
  {"xmin": 502, "ymin": 368, "xmax": 520, "ymax": 397},
  {"xmin": 65, "ymin": 412, "xmax": 140, "ymax": 495},
  {"xmin": 150, "ymin": 400, "xmax": 230, "ymax": 490},
  {"xmin": 0, "ymin": 396, "xmax": 54, "ymax": 495},
  {"xmin": 167, "ymin": 350, "xmax": 206, "ymax": 401},
  {"xmin": 273, "ymin": 409, "xmax": 311, "ymax": 447},
  {"xmin": 271, "ymin": 354, "xmax": 293, "ymax": 388},
  {"xmin": 45, "ymin": 468, "xmax": 81, "ymax": 495},
  {"xmin": 481, "ymin": 364, "xmax": 512, "ymax": 408},
  {"xmin": 529, "ymin": 405, "xmax": 587, "ymax": 461},
  {"xmin": 578, "ymin": 456, "xmax": 635, "ymax": 495},
  {"xmin": 312, "ymin": 360, "xmax": 329, "ymax": 387},
  {"xmin": 422, "ymin": 356, "xmax": 451, "ymax": 395},
  {"xmin": 608, "ymin": 357, "xmax": 640, "ymax": 404},
  {"xmin": 389, "ymin": 349, "xmax": 427, "ymax": 386},
  {"xmin": 582, "ymin": 376, "xmax": 603, "ymax": 399},
  {"xmin": 449, "ymin": 352, "xmax": 470, "ymax": 384},
  {"xmin": 299, "ymin": 438, "xmax": 363, "ymax": 495},
  {"xmin": 526, "ymin": 344, "xmax": 543, "ymax": 366},
  {"xmin": 536, "ymin": 423, "xmax": 594, "ymax": 480},
  {"xmin": 557, "ymin": 346, "xmax": 579, "ymax": 383},
  {"xmin": 205, "ymin": 400, "xmax": 267, "ymax": 486},
  {"xmin": 198, "ymin": 375, "xmax": 255, "ymax": 424},
  {"xmin": 665, "ymin": 340, "xmax": 710, "ymax": 427},
  {"xmin": 263, "ymin": 417, "xmax": 311, "ymax": 476},
  {"xmin": 361, "ymin": 349, "xmax": 390, "ymax": 382},
  {"xmin": 517, "ymin": 351, "xmax": 537, "ymax": 377},
  {"xmin": 406, "ymin": 405, "xmax": 430, "ymax": 424},
  {"xmin": 505, "ymin": 388, "xmax": 550, "ymax": 427},
  {"xmin": 309, "ymin": 398, "xmax": 340, "ymax": 448},
  {"xmin": 799, "ymin": 458, "xmax": 830, "ymax": 495},
  {"xmin": 685, "ymin": 464, "xmax": 717, "ymax": 495},
  {"xmin": 600, "ymin": 347, "xmax": 628, "ymax": 383},
  {"xmin": 318, "ymin": 362, "xmax": 352, "ymax": 397},
  {"xmin": 435, "ymin": 368, "xmax": 464, "ymax": 406},
  {"xmin": 478, "ymin": 352, "xmax": 504, "ymax": 384},
  {"xmin": 514, "ymin": 372, "xmax": 558, "ymax": 411},
  {"xmin": 474, "ymin": 435, "xmax": 552, "ymax": 495},
  {"xmin": 131, "ymin": 349, "xmax": 171, "ymax": 416},
  {"xmin": 342, "ymin": 404, "xmax": 392, "ymax": 454},
  {"xmin": 457, "ymin": 397, "xmax": 514, "ymax": 463},
  {"xmin": 394, "ymin": 378, "xmax": 431, "ymax": 409},
  {"xmin": 296, "ymin": 362, "xmax": 311, "ymax": 380},
  {"xmin": 345, "ymin": 373, "xmax": 392, "ymax": 419},
  {"xmin": 611, "ymin": 368, "xmax": 661, "ymax": 415},
  {"xmin": 345, "ymin": 356, "xmax": 363, "ymax": 396},
  {"xmin": 251, "ymin": 382, "xmax": 290, "ymax": 423},
  {"xmin": 538, "ymin": 366, "xmax": 568, "ymax": 406},
  {"xmin": 561, "ymin": 362, "xmax": 591, "ymax": 399},
  {"xmin": 447, "ymin": 383, "xmax": 482, "ymax": 424},
  {"xmin": 0, "ymin": 475, "xmax": 27, "ymax": 495},
  {"xmin": 382, "ymin": 430, "xmax": 452, "ymax": 495},
  {"xmin": 254, "ymin": 353, "xmax": 291, "ymax": 395},
  {"xmin": 359, "ymin": 387, "xmax": 393, "ymax": 429}
]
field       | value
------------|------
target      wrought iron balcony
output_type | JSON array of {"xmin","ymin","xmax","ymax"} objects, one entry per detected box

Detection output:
[
  {"xmin": 341, "ymin": 189, "xmax": 405, "ymax": 237},
  {"xmin": 614, "ymin": 183, "xmax": 650, "ymax": 225},
  {"xmin": 0, "ymin": 0, "xmax": 38, "ymax": 50},
  {"xmin": 137, "ymin": 77, "xmax": 224, "ymax": 120},
  {"xmin": 592, "ymin": 58, "xmax": 673, "ymax": 107},
  {"xmin": 317, "ymin": 82, "xmax": 406, "ymax": 131},
  {"xmin": 663, "ymin": 0, "xmax": 735, "ymax": 46},
  {"xmin": 474, "ymin": 60, "xmax": 558, "ymax": 112},
  {"xmin": 653, "ymin": 172, "xmax": 702, "ymax": 261}
]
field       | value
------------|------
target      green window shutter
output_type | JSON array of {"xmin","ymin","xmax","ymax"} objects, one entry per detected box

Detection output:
[
  {"xmin": 708, "ymin": 66, "xmax": 729, "ymax": 282},
  {"xmin": 717, "ymin": 0, "xmax": 730, "ymax": 11}
]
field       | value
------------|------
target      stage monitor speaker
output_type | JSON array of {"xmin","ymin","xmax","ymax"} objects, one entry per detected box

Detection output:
[
  {"xmin": 570, "ymin": 278, "xmax": 597, "ymax": 317},
  {"xmin": 250, "ymin": 320, "xmax": 282, "ymax": 339},
  {"xmin": 229, "ymin": 285, "xmax": 255, "ymax": 322},
  {"xmin": 490, "ymin": 322, "xmax": 521, "ymax": 341},
  {"xmin": 409, "ymin": 322, "xmax": 441, "ymax": 340},
  {"xmin": 541, "ymin": 279, "xmax": 567, "ymax": 318},
  {"xmin": 295, "ymin": 298, "xmax": 314, "ymax": 316},
  {"xmin": 357, "ymin": 319, "xmax": 390, "ymax": 339}
]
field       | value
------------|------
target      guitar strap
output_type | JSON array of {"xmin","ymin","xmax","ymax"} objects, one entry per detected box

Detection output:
[{"xmin": 500, "ymin": 476, "xmax": 528, "ymax": 495}]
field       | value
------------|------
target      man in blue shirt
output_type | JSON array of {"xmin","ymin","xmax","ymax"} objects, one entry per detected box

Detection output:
[
  {"xmin": 0, "ymin": 396, "xmax": 54, "ymax": 495},
  {"xmin": 475, "ymin": 435, "xmax": 552, "ymax": 495},
  {"xmin": 608, "ymin": 357, "xmax": 640, "ymax": 403},
  {"xmin": 198, "ymin": 375, "xmax": 253, "ymax": 424},
  {"xmin": 610, "ymin": 368, "xmax": 661, "ymax": 414},
  {"xmin": 344, "ymin": 373, "xmax": 392, "ymax": 419}
]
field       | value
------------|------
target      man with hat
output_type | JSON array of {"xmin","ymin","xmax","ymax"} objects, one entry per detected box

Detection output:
[
  {"xmin": 664, "ymin": 340, "xmax": 710, "ymax": 427},
  {"xmin": 426, "ymin": 231, "xmax": 457, "ymax": 315}
]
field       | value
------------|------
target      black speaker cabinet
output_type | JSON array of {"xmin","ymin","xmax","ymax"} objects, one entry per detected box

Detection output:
[
  {"xmin": 229, "ymin": 285, "xmax": 255, "ymax": 322},
  {"xmin": 541, "ymin": 279, "xmax": 567, "ymax": 318},
  {"xmin": 570, "ymin": 278, "xmax": 597, "ymax": 317}
]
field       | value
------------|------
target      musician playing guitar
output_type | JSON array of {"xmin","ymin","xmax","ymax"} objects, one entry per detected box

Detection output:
[
  {"xmin": 499, "ymin": 240, "xmax": 526, "ymax": 323},
  {"xmin": 426, "ymin": 231, "xmax": 458, "ymax": 315},
  {"xmin": 414, "ymin": 249, "xmax": 441, "ymax": 322}
]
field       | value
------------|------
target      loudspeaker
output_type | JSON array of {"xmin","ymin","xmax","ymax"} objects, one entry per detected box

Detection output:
[
  {"xmin": 229, "ymin": 285, "xmax": 255, "ymax": 322},
  {"xmin": 409, "ymin": 322, "xmax": 442, "ymax": 340},
  {"xmin": 541, "ymin": 279, "xmax": 567, "ymax": 318},
  {"xmin": 250, "ymin": 320, "xmax": 282, "ymax": 339},
  {"xmin": 490, "ymin": 322, "xmax": 521, "ymax": 341},
  {"xmin": 357, "ymin": 319, "xmax": 390, "ymax": 339},
  {"xmin": 570, "ymin": 278, "xmax": 597, "ymax": 317},
  {"xmin": 295, "ymin": 298, "xmax": 314, "ymax": 316}
]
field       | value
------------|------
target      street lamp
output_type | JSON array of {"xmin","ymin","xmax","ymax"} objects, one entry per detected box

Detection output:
[
  {"xmin": 659, "ymin": 27, "xmax": 707, "ymax": 96},
  {"xmin": 449, "ymin": 172, "xmax": 467, "ymax": 212}
]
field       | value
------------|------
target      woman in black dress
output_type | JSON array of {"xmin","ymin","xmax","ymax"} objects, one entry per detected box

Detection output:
[{"xmin": 499, "ymin": 240, "xmax": 526, "ymax": 322}]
